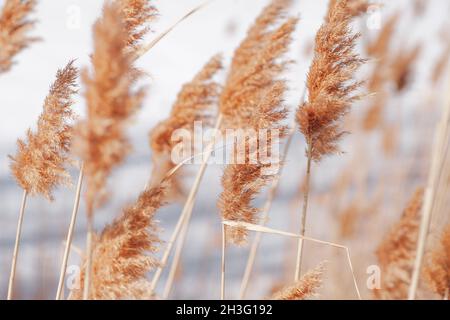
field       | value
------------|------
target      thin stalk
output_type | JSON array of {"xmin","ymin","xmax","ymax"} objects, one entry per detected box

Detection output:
[
  {"xmin": 150, "ymin": 114, "xmax": 223, "ymax": 294},
  {"xmin": 294, "ymin": 144, "xmax": 313, "ymax": 281},
  {"xmin": 7, "ymin": 190, "xmax": 28, "ymax": 300},
  {"xmin": 83, "ymin": 215, "xmax": 94, "ymax": 300},
  {"xmin": 162, "ymin": 200, "xmax": 195, "ymax": 299},
  {"xmin": 408, "ymin": 77, "xmax": 450, "ymax": 300},
  {"xmin": 223, "ymin": 220, "xmax": 362, "ymax": 299},
  {"xmin": 239, "ymin": 128, "xmax": 295, "ymax": 299},
  {"xmin": 221, "ymin": 223, "xmax": 226, "ymax": 300},
  {"xmin": 135, "ymin": 0, "xmax": 215, "ymax": 60},
  {"xmin": 56, "ymin": 164, "xmax": 84, "ymax": 300}
]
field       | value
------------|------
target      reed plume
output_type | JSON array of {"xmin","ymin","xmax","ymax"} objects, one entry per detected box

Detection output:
[
  {"xmin": 390, "ymin": 44, "xmax": 421, "ymax": 92},
  {"xmin": 218, "ymin": 0, "xmax": 298, "ymax": 245},
  {"xmin": 219, "ymin": 0, "xmax": 292, "ymax": 129},
  {"xmin": 296, "ymin": 0, "xmax": 365, "ymax": 161},
  {"xmin": 7, "ymin": 60, "xmax": 78, "ymax": 300},
  {"xmin": 423, "ymin": 225, "xmax": 450, "ymax": 298},
  {"xmin": 10, "ymin": 60, "xmax": 78, "ymax": 200},
  {"xmin": 74, "ymin": 2, "xmax": 145, "ymax": 215},
  {"xmin": 149, "ymin": 55, "xmax": 222, "ymax": 199},
  {"xmin": 294, "ymin": 0, "xmax": 365, "ymax": 281},
  {"xmin": 270, "ymin": 263, "xmax": 324, "ymax": 300},
  {"xmin": 375, "ymin": 189, "xmax": 423, "ymax": 300},
  {"xmin": 70, "ymin": 184, "xmax": 167, "ymax": 300},
  {"xmin": 0, "ymin": 0, "xmax": 38, "ymax": 73},
  {"xmin": 116, "ymin": 0, "xmax": 158, "ymax": 51}
]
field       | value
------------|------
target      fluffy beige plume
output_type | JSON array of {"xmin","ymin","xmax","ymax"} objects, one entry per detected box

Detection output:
[
  {"xmin": 70, "ymin": 184, "xmax": 167, "ymax": 300},
  {"xmin": 74, "ymin": 2, "xmax": 145, "ymax": 215},
  {"xmin": 149, "ymin": 55, "xmax": 222, "ymax": 199},
  {"xmin": 116, "ymin": 0, "xmax": 158, "ymax": 51},
  {"xmin": 0, "ymin": 0, "xmax": 38, "ymax": 73},
  {"xmin": 218, "ymin": 0, "xmax": 298, "ymax": 245},
  {"xmin": 296, "ymin": 0, "xmax": 365, "ymax": 161},
  {"xmin": 270, "ymin": 263, "xmax": 324, "ymax": 300},
  {"xmin": 10, "ymin": 61, "xmax": 78, "ymax": 199},
  {"xmin": 375, "ymin": 189, "xmax": 423, "ymax": 300}
]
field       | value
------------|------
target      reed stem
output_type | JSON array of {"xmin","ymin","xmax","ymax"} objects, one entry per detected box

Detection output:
[
  {"xmin": 7, "ymin": 190, "xmax": 28, "ymax": 300},
  {"xmin": 239, "ymin": 128, "xmax": 295, "ymax": 299},
  {"xmin": 221, "ymin": 223, "xmax": 226, "ymax": 300},
  {"xmin": 56, "ymin": 164, "xmax": 84, "ymax": 300},
  {"xmin": 294, "ymin": 144, "xmax": 312, "ymax": 281},
  {"xmin": 150, "ymin": 114, "xmax": 223, "ymax": 294},
  {"xmin": 83, "ymin": 214, "xmax": 94, "ymax": 300}
]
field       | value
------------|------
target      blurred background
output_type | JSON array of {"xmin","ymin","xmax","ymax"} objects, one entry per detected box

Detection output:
[{"xmin": 0, "ymin": 0, "xmax": 449, "ymax": 299}]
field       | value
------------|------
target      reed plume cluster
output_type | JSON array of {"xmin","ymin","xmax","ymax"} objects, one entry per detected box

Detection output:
[
  {"xmin": 0, "ymin": 0, "xmax": 38, "ymax": 73},
  {"xmin": 423, "ymin": 225, "xmax": 450, "ymax": 298},
  {"xmin": 375, "ymin": 189, "xmax": 423, "ymax": 300},
  {"xmin": 116, "ymin": 0, "xmax": 157, "ymax": 52},
  {"xmin": 149, "ymin": 55, "xmax": 222, "ymax": 198},
  {"xmin": 70, "ymin": 184, "xmax": 167, "ymax": 300},
  {"xmin": 296, "ymin": 0, "xmax": 365, "ymax": 161},
  {"xmin": 74, "ymin": 2, "xmax": 146, "ymax": 214},
  {"xmin": 10, "ymin": 61, "xmax": 78, "ymax": 199},
  {"xmin": 218, "ymin": 0, "xmax": 298, "ymax": 245},
  {"xmin": 271, "ymin": 263, "xmax": 324, "ymax": 300}
]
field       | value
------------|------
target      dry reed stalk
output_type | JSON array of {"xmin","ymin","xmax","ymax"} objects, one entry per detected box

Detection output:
[
  {"xmin": 55, "ymin": 162, "xmax": 84, "ymax": 300},
  {"xmin": 223, "ymin": 220, "xmax": 362, "ymax": 299},
  {"xmin": 0, "ymin": 0, "xmax": 38, "ymax": 73},
  {"xmin": 294, "ymin": 0, "xmax": 365, "ymax": 281},
  {"xmin": 219, "ymin": 0, "xmax": 297, "ymax": 245},
  {"xmin": 270, "ymin": 263, "xmax": 324, "ymax": 300},
  {"xmin": 375, "ymin": 189, "xmax": 423, "ymax": 300},
  {"xmin": 70, "ymin": 184, "xmax": 166, "ymax": 300},
  {"xmin": 134, "ymin": 0, "xmax": 214, "ymax": 60},
  {"xmin": 73, "ymin": 2, "xmax": 147, "ymax": 299},
  {"xmin": 7, "ymin": 61, "xmax": 78, "ymax": 300},
  {"xmin": 149, "ymin": 55, "xmax": 222, "ymax": 200},
  {"xmin": 149, "ymin": 114, "xmax": 223, "ymax": 295},
  {"xmin": 409, "ymin": 77, "xmax": 450, "ymax": 299},
  {"xmin": 238, "ymin": 126, "xmax": 296, "ymax": 299},
  {"xmin": 221, "ymin": 223, "xmax": 226, "ymax": 300},
  {"xmin": 162, "ymin": 200, "xmax": 194, "ymax": 299},
  {"xmin": 152, "ymin": 56, "xmax": 222, "ymax": 298},
  {"xmin": 423, "ymin": 225, "xmax": 450, "ymax": 298}
]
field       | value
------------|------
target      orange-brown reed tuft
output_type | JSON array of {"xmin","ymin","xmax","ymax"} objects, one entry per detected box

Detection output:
[
  {"xmin": 70, "ymin": 184, "xmax": 167, "ymax": 300},
  {"xmin": 375, "ymin": 189, "xmax": 423, "ymax": 300},
  {"xmin": 270, "ymin": 263, "xmax": 324, "ymax": 300},
  {"xmin": 219, "ymin": 0, "xmax": 292, "ymax": 129},
  {"xmin": 9, "ymin": 61, "xmax": 78, "ymax": 200},
  {"xmin": 423, "ymin": 225, "xmax": 450, "ymax": 298},
  {"xmin": 0, "ymin": 0, "xmax": 38, "ymax": 73},
  {"xmin": 116, "ymin": 0, "xmax": 158, "ymax": 51},
  {"xmin": 296, "ymin": 0, "xmax": 365, "ymax": 161},
  {"xmin": 390, "ymin": 44, "xmax": 421, "ymax": 92},
  {"xmin": 74, "ymin": 2, "xmax": 145, "ymax": 215},
  {"xmin": 218, "ymin": 0, "xmax": 297, "ymax": 245},
  {"xmin": 149, "ymin": 55, "xmax": 222, "ymax": 199}
]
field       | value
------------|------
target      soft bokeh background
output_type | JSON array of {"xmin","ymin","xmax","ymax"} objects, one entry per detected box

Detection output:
[{"xmin": 0, "ymin": 0, "xmax": 449, "ymax": 299}]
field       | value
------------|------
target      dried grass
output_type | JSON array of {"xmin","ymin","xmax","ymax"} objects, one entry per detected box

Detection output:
[
  {"xmin": 10, "ymin": 61, "xmax": 78, "ymax": 200},
  {"xmin": 0, "ymin": 0, "xmax": 38, "ymax": 73},
  {"xmin": 74, "ymin": 2, "xmax": 146, "ymax": 215},
  {"xmin": 218, "ymin": 0, "xmax": 297, "ymax": 245},
  {"xmin": 70, "ymin": 184, "xmax": 166, "ymax": 300}
]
